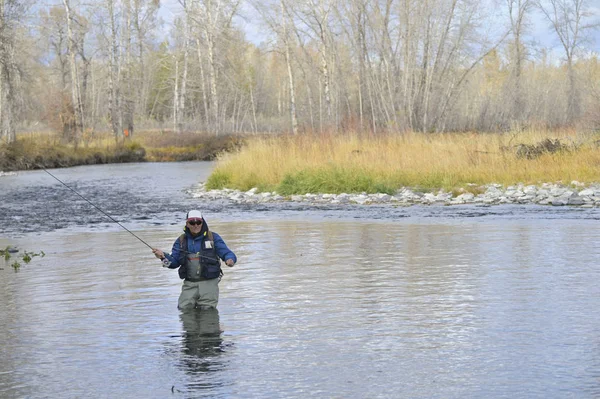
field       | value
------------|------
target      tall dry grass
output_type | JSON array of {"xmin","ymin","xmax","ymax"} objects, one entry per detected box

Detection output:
[{"xmin": 206, "ymin": 130, "xmax": 600, "ymax": 194}]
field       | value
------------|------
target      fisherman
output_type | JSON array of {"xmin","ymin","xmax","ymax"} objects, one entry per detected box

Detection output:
[{"xmin": 152, "ymin": 210, "xmax": 237, "ymax": 310}]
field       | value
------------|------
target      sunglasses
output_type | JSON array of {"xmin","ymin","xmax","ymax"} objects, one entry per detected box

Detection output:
[{"xmin": 187, "ymin": 219, "xmax": 203, "ymax": 226}]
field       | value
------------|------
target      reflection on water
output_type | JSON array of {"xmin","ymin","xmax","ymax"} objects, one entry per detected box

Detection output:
[{"xmin": 178, "ymin": 308, "xmax": 227, "ymax": 393}]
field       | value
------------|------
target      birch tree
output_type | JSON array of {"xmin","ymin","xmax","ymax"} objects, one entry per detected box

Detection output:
[
  {"xmin": 280, "ymin": 0, "xmax": 298, "ymax": 134},
  {"xmin": 175, "ymin": 0, "xmax": 191, "ymax": 133}
]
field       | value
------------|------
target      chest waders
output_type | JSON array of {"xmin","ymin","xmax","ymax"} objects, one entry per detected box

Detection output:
[{"xmin": 177, "ymin": 231, "xmax": 222, "ymax": 281}]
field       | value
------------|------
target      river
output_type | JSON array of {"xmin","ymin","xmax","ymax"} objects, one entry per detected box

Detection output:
[{"xmin": 1, "ymin": 162, "xmax": 600, "ymax": 398}]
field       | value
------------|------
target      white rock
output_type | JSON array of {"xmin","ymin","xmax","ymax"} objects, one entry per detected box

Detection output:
[{"xmin": 579, "ymin": 189, "xmax": 594, "ymax": 197}]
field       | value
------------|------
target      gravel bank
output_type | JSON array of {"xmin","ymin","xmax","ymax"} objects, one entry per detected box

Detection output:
[{"xmin": 187, "ymin": 181, "xmax": 600, "ymax": 207}]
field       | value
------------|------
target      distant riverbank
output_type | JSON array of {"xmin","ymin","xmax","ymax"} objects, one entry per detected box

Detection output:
[
  {"xmin": 5, "ymin": 130, "xmax": 600, "ymax": 203},
  {"xmin": 0, "ymin": 131, "xmax": 243, "ymax": 172}
]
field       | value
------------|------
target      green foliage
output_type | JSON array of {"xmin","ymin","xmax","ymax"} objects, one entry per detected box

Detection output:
[
  {"xmin": 124, "ymin": 141, "xmax": 145, "ymax": 152},
  {"xmin": 206, "ymin": 169, "xmax": 232, "ymax": 189},
  {"xmin": 277, "ymin": 167, "xmax": 396, "ymax": 195},
  {"xmin": 410, "ymin": 172, "xmax": 463, "ymax": 192},
  {"xmin": 1, "ymin": 247, "xmax": 12, "ymax": 261},
  {"xmin": 21, "ymin": 250, "xmax": 44, "ymax": 264},
  {"xmin": 1, "ymin": 247, "xmax": 45, "ymax": 272}
]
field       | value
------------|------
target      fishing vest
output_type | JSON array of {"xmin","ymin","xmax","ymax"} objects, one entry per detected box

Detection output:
[{"xmin": 177, "ymin": 231, "xmax": 222, "ymax": 281}]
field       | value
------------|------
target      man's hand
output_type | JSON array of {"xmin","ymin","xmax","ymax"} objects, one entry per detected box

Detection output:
[
  {"xmin": 225, "ymin": 259, "xmax": 235, "ymax": 267},
  {"xmin": 152, "ymin": 248, "xmax": 165, "ymax": 259}
]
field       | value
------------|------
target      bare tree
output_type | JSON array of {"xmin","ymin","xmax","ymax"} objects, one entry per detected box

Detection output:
[
  {"xmin": 195, "ymin": 37, "xmax": 210, "ymax": 125},
  {"xmin": 62, "ymin": 0, "xmax": 84, "ymax": 146},
  {"xmin": 537, "ymin": 0, "xmax": 599, "ymax": 125},
  {"xmin": 4, "ymin": 1, "xmax": 600, "ymax": 139},
  {"xmin": 0, "ymin": 0, "xmax": 26, "ymax": 143},
  {"xmin": 338, "ymin": 0, "xmax": 370, "ymax": 130},
  {"xmin": 75, "ymin": 15, "xmax": 91, "ymax": 131},
  {"xmin": 132, "ymin": 0, "xmax": 160, "ymax": 121},
  {"xmin": 506, "ymin": 0, "xmax": 533, "ymax": 124},
  {"xmin": 107, "ymin": 0, "xmax": 122, "ymax": 140},
  {"xmin": 191, "ymin": 0, "xmax": 241, "ymax": 134},
  {"xmin": 281, "ymin": 0, "xmax": 298, "ymax": 134},
  {"xmin": 175, "ymin": 0, "xmax": 191, "ymax": 133},
  {"xmin": 252, "ymin": 0, "xmax": 299, "ymax": 134},
  {"xmin": 121, "ymin": 0, "xmax": 134, "ymax": 137},
  {"xmin": 294, "ymin": 0, "xmax": 336, "ymax": 127}
]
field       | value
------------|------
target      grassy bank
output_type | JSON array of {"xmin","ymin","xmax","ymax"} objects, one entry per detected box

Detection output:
[
  {"xmin": 206, "ymin": 130, "xmax": 600, "ymax": 195},
  {"xmin": 0, "ymin": 131, "xmax": 244, "ymax": 171}
]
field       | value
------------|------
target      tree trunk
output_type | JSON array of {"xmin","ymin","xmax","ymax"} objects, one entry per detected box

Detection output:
[
  {"xmin": 321, "ymin": 46, "xmax": 332, "ymax": 122},
  {"xmin": 281, "ymin": 0, "xmax": 298, "ymax": 134},
  {"xmin": 0, "ymin": 0, "xmax": 16, "ymax": 143},
  {"xmin": 173, "ymin": 57, "xmax": 179, "ymax": 133},
  {"xmin": 206, "ymin": 30, "xmax": 219, "ymax": 134},
  {"xmin": 196, "ymin": 39, "xmax": 210, "ymax": 127},
  {"xmin": 567, "ymin": 57, "xmax": 578, "ymax": 125},
  {"xmin": 123, "ymin": 0, "xmax": 134, "ymax": 138},
  {"xmin": 108, "ymin": 0, "xmax": 122, "ymax": 141},
  {"xmin": 63, "ymin": 0, "xmax": 83, "ymax": 146},
  {"xmin": 250, "ymin": 86, "xmax": 258, "ymax": 134},
  {"xmin": 178, "ymin": 0, "xmax": 191, "ymax": 133}
]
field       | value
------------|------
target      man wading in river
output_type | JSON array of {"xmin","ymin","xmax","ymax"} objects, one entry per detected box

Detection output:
[{"xmin": 152, "ymin": 210, "xmax": 237, "ymax": 310}]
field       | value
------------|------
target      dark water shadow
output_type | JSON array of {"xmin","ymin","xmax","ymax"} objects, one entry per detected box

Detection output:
[{"xmin": 177, "ymin": 308, "xmax": 231, "ymax": 394}]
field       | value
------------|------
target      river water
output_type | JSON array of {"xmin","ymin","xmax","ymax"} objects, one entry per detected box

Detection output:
[{"xmin": 1, "ymin": 162, "xmax": 600, "ymax": 398}]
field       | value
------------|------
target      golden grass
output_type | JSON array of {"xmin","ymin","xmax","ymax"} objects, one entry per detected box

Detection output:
[{"xmin": 206, "ymin": 129, "xmax": 600, "ymax": 194}]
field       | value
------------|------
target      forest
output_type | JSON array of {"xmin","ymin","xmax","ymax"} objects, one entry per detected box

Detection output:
[{"xmin": 0, "ymin": 0, "xmax": 599, "ymax": 145}]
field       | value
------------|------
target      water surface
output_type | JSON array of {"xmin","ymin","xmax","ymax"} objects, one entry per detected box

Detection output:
[{"xmin": 1, "ymin": 162, "xmax": 600, "ymax": 398}]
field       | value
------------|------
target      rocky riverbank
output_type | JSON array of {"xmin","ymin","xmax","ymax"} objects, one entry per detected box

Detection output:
[
  {"xmin": 187, "ymin": 181, "xmax": 600, "ymax": 207},
  {"xmin": 4, "ymin": 169, "xmax": 598, "ymax": 207}
]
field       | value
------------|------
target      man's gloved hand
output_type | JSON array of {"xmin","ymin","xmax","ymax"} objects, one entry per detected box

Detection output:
[{"xmin": 225, "ymin": 259, "xmax": 235, "ymax": 267}]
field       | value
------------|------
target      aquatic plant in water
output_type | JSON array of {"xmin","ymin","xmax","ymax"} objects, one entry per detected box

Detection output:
[{"xmin": 1, "ymin": 247, "xmax": 45, "ymax": 271}]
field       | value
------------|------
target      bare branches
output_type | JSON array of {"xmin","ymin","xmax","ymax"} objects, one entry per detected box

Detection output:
[{"xmin": 1, "ymin": 0, "xmax": 600, "ymax": 139}]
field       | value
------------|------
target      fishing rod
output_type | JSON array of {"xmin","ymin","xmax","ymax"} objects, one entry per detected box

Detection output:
[{"xmin": 40, "ymin": 166, "xmax": 218, "ymax": 261}]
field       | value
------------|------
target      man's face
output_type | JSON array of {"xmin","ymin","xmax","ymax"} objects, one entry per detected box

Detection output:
[{"xmin": 186, "ymin": 218, "xmax": 203, "ymax": 234}]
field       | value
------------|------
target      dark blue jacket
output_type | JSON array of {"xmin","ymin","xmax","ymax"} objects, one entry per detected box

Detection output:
[{"xmin": 163, "ymin": 220, "xmax": 236, "ymax": 269}]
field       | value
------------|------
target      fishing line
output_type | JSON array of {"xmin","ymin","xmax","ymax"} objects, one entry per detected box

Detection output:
[
  {"xmin": 40, "ymin": 166, "xmax": 216, "ymax": 260},
  {"xmin": 40, "ymin": 166, "xmax": 155, "ymax": 250}
]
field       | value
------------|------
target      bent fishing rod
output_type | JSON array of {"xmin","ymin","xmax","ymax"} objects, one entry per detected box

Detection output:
[{"xmin": 40, "ymin": 166, "xmax": 215, "ymax": 259}]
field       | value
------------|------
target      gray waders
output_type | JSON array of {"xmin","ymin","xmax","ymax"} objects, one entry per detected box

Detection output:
[
  {"xmin": 178, "ymin": 251, "xmax": 220, "ymax": 310},
  {"xmin": 178, "ymin": 278, "xmax": 220, "ymax": 310}
]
